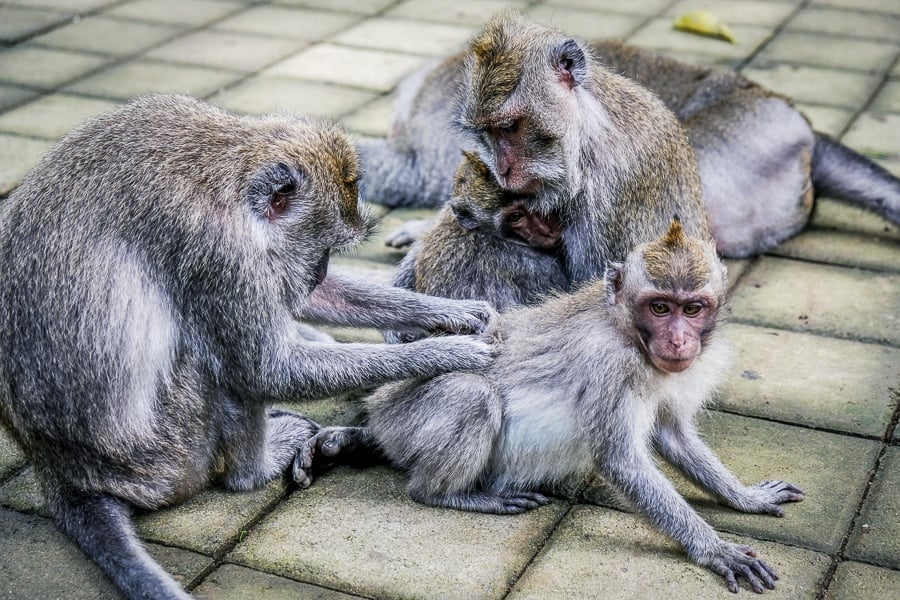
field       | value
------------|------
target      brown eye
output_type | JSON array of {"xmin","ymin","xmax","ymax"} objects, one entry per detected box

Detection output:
[
  {"xmin": 506, "ymin": 210, "xmax": 524, "ymax": 223},
  {"xmin": 684, "ymin": 304, "xmax": 702, "ymax": 317},
  {"xmin": 497, "ymin": 119, "xmax": 519, "ymax": 134},
  {"xmin": 650, "ymin": 302, "xmax": 669, "ymax": 316}
]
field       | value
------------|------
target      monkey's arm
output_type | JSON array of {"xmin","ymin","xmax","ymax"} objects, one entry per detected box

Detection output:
[
  {"xmin": 654, "ymin": 418, "xmax": 804, "ymax": 516},
  {"xmin": 593, "ymin": 416, "xmax": 778, "ymax": 593},
  {"xmin": 299, "ymin": 270, "xmax": 498, "ymax": 336}
]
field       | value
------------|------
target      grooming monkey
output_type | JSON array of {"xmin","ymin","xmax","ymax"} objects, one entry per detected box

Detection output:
[
  {"xmin": 363, "ymin": 220, "xmax": 804, "ymax": 594},
  {"xmin": 0, "ymin": 95, "xmax": 498, "ymax": 600},
  {"xmin": 361, "ymin": 12, "xmax": 900, "ymax": 257},
  {"xmin": 393, "ymin": 151, "xmax": 568, "ymax": 313}
]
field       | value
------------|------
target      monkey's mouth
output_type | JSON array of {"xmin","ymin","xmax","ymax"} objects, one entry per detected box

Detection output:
[
  {"xmin": 651, "ymin": 355, "xmax": 694, "ymax": 374},
  {"xmin": 313, "ymin": 251, "xmax": 330, "ymax": 286}
]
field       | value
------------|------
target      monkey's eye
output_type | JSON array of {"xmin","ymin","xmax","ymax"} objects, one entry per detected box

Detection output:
[
  {"xmin": 683, "ymin": 303, "xmax": 703, "ymax": 317},
  {"xmin": 506, "ymin": 210, "xmax": 524, "ymax": 224},
  {"xmin": 649, "ymin": 302, "xmax": 670, "ymax": 316},
  {"xmin": 497, "ymin": 119, "xmax": 519, "ymax": 134}
]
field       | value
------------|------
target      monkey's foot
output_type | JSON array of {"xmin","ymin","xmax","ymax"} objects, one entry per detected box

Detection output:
[
  {"xmin": 291, "ymin": 426, "xmax": 371, "ymax": 488},
  {"xmin": 705, "ymin": 541, "xmax": 778, "ymax": 594},
  {"xmin": 384, "ymin": 219, "xmax": 432, "ymax": 248},
  {"xmin": 415, "ymin": 490, "xmax": 550, "ymax": 515}
]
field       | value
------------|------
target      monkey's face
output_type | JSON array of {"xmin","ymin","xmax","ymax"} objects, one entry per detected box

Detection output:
[
  {"xmin": 633, "ymin": 290, "xmax": 719, "ymax": 374},
  {"xmin": 246, "ymin": 128, "xmax": 369, "ymax": 299}
]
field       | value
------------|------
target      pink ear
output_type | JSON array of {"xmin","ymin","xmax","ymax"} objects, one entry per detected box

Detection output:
[{"xmin": 554, "ymin": 39, "xmax": 586, "ymax": 90}]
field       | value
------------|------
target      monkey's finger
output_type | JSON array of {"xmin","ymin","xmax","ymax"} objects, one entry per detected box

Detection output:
[
  {"xmin": 737, "ymin": 564, "xmax": 764, "ymax": 594},
  {"xmin": 764, "ymin": 504, "xmax": 785, "ymax": 518},
  {"xmin": 724, "ymin": 569, "xmax": 739, "ymax": 594},
  {"xmin": 750, "ymin": 559, "xmax": 778, "ymax": 589}
]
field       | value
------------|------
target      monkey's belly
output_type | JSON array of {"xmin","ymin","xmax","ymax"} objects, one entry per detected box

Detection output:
[{"xmin": 487, "ymin": 385, "xmax": 594, "ymax": 491}]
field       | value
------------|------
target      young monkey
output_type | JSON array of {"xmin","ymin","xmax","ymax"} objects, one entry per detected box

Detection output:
[{"xmin": 363, "ymin": 219, "xmax": 804, "ymax": 594}]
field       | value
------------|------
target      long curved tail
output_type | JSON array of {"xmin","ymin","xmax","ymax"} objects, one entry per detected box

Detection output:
[
  {"xmin": 48, "ymin": 485, "xmax": 191, "ymax": 600},
  {"xmin": 812, "ymin": 132, "xmax": 900, "ymax": 223}
]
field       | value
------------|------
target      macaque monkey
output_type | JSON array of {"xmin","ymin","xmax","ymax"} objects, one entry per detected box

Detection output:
[
  {"xmin": 393, "ymin": 151, "xmax": 568, "ymax": 313},
  {"xmin": 360, "ymin": 12, "xmax": 899, "ymax": 257},
  {"xmin": 0, "ymin": 95, "xmax": 498, "ymax": 600},
  {"xmin": 363, "ymin": 219, "xmax": 804, "ymax": 594}
]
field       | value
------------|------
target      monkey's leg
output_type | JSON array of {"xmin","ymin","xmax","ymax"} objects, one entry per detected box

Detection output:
[
  {"xmin": 44, "ymin": 481, "xmax": 190, "ymax": 600},
  {"xmin": 598, "ymin": 440, "xmax": 778, "ymax": 593},
  {"xmin": 655, "ymin": 419, "xmax": 804, "ymax": 516},
  {"xmin": 299, "ymin": 271, "xmax": 498, "ymax": 339},
  {"xmin": 384, "ymin": 218, "xmax": 435, "ymax": 248},
  {"xmin": 357, "ymin": 138, "xmax": 454, "ymax": 209}
]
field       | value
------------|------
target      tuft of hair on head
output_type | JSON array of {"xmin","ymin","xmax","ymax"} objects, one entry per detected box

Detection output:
[
  {"xmin": 467, "ymin": 10, "xmax": 527, "ymax": 120},
  {"xmin": 642, "ymin": 217, "xmax": 711, "ymax": 292}
]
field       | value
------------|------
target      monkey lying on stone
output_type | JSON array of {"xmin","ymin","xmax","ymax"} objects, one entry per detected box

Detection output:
[
  {"xmin": 0, "ymin": 94, "xmax": 498, "ymax": 600},
  {"xmin": 362, "ymin": 219, "xmax": 804, "ymax": 594},
  {"xmin": 363, "ymin": 11, "xmax": 899, "ymax": 257}
]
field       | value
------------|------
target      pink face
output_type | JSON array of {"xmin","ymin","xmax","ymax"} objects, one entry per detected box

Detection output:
[
  {"xmin": 485, "ymin": 117, "xmax": 543, "ymax": 193},
  {"xmin": 635, "ymin": 291, "xmax": 717, "ymax": 374}
]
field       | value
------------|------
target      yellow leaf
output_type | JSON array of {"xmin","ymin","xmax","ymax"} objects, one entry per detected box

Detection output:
[{"xmin": 673, "ymin": 9, "xmax": 738, "ymax": 44}]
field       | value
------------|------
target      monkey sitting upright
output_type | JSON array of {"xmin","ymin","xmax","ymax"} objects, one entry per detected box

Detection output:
[
  {"xmin": 393, "ymin": 151, "xmax": 568, "ymax": 313},
  {"xmin": 362, "ymin": 219, "xmax": 804, "ymax": 594},
  {"xmin": 0, "ymin": 95, "xmax": 499, "ymax": 600}
]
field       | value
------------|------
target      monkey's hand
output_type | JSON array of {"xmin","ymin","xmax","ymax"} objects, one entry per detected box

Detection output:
[
  {"xmin": 411, "ymin": 334, "xmax": 499, "ymax": 373},
  {"xmin": 703, "ymin": 541, "xmax": 778, "ymax": 594},
  {"xmin": 429, "ymin": 299, "xmax": 500, "ymax": 340},
  {"xmin": 727, "ymin": 480, "xmax": 805, "ymax": 517},
  {"xmin": 384, "ymin": 218, "xmax": 433, "ymax": 248}
]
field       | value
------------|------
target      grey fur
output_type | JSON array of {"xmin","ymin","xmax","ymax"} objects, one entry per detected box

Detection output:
[
  {"xmin": 361, "ymin": 23, "xmax": 900, "ymax": 257},
  {"xmin": 363, "ymin": 232, "xmax": 803, "ymax": 593},
  {"xmin": 0, "ymin": 95, "xmax": 497, "ymax": 600}
]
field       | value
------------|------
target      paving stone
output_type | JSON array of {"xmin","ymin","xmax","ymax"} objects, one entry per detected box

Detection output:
[
  {"xmin": 105, "ymin": 0, "xmax": 245, "ymax": 27},
  {"xmin": 811, "ymin": 197, "xmax": 900, "ymax": 240},
  {"xmin": 843, "ymin": 112, "xmax": 900, "ymax": 157},
  {"xmin": 349, "ymin": 207, "xmax": 439, "ymax": 266},
  {"xmin": 213, "ymin": 6, "xmax": 360, "ymax": 40},
  {"xmin": 265, "ymin": 44, "xmax": 425, "ymax": 92},
  {"xmin": 211, "ymin": 76, "xmax": 377, "ymax": 118},
  {"xmin": 741, "ymin": 64, "xmax": 878, "ymax": 109},
  {"xmin": 630, "ymin": 18, "xmax": 771, "ymax": 61},
  {"xmin": 508, "ymin": 506, "xmax": 831, "ymax": 598},
  {"xmin": 0, "ymin": 429, "xmax": 25, "ymax": 483},
  {"xmin": 826, "ymin": 561, "xmax": 900, "ymax": 600},
  {"xmin": 544, "ymin": 0, "xmax": 671, "ymax": 16},
  {"xmin": 845, "ymin": 446, "xmax": 900, "ymax": 569},
  {"xmin": 32, "ymin": 15, "xmax": 181, "ymax": 56},
  {"xmin": 146, "ymin": 30, "xmax": 308, "ymax": 73},
  {"xmin": 0, "ymin": 467, "xmax": 48, "ymax": 515},
  {"xmin": 0, "ymin": 93, "xmax": 119, "ymax": 140},
  {"xmin": 272, "ymin": 0, "xmax": 397, "ymax": 15},
  {"xmin": 770, "ymin": 228, "xmax": 900, "ymax": 272},
  {"xmin": 795, "ymin": 103, "xmax": 853, "ymax": 138},
  {"xmin": 135, "ymin": 480, "xmax": 287, "ymax": 556},
  {"xmin": 332, "ymin": 17, "xmax": 476, "ymax": 56},
  {"xmin": 525, "ymin": 5, "xmax": 645, "ymax": 39},
  {"xmin": 870, "ymin": 80, "xmax": 900, "ymax": 114},
  {"xmin": 813, "ymin": 0, "xmax": 900, "ymax": 13},
  {"xmin": 723, "ymin": 257, "xmax": 752, "ymax": 289},
  {"xmin": 751, "ymin": 31, "xmax": 898, "ymax": 73},
  {"xmin": 0, "ymin": 5, "xmax": 72, "ymax": 44},
  {"xmin": 227, "ymin": 466, "xmax": 569, "ymax": 599},
  {"xmin": 9, "ymin": 0, "xmax": 118, "ymax": 11},
  {"xmin": 194, "ymin": 563, "xmax": 358, "ymax": 600},
  {"xmin": 730, "ymin": 256, "xmax": 900, "ymax": 347},
  {"xmin": 664, "ymin": 0, "xmax": 797, "ymax": 27},
  {"xmin": 720, "ymin": 323, "xmax": 900, "ymax": 437},
  {"xmin": 0, "ymin": 508, "xmax": 209, "ymax": 600},
  {"xmin": 0, "ymin": 83, "xmax": 38, "ymax": 113},
  {"xmin": 66, "ymin": 59, "xmax": 242, "ymax": 101},
  {"xmin": 787, "ymin": 6, "xmax": 900, "ymax": 42},
  {"xmin": 585, "ymin": 412, "xmax": 880, "ymax": 553},
  {"xmin": 340, "ymin": 97, "xmax": 395, "ymax": 137},
  {"xmin": 386, "ymin": 0, "xmax": 527, "ymax": 26},
  {"xmin": 0, "ymin": 133, "xmax": 53, "ymax": 196},
  {"xmin": 0, "ymin": 45, "xmax": 110, "ymax": 89}
]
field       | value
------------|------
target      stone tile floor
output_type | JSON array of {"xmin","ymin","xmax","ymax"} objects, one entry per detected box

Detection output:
[{"xmin": 0, "ymin": 0, "xmax": 898, "ymax": 598}]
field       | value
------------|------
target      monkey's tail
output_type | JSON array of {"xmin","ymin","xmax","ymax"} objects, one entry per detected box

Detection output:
[
  {"xmin": 357, "ymin": 137, "xmax": 451, "ymax": 209},
  {"xmin": 811, "ymin": 132, "xmax": 900, "ymax": 224},
  {"xmin": 48, "ymin": 485, "xmax": 191, "ymax": 600}
]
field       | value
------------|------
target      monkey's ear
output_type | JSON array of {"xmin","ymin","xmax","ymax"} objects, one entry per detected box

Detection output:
[
  {"xmin": 554, "ymin": 39, "xmax": 587, "ymax": 89},
  {"xmin": 248, "ymin": 162, "xmax": 302, "ymax": 222},
  {"xmin": 450, "ymin": 202, "xmax": 479, "ymax": 231},
  {"xmin": 604, "ymin": 263, "xmax": 624, "ymax": 305}
]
